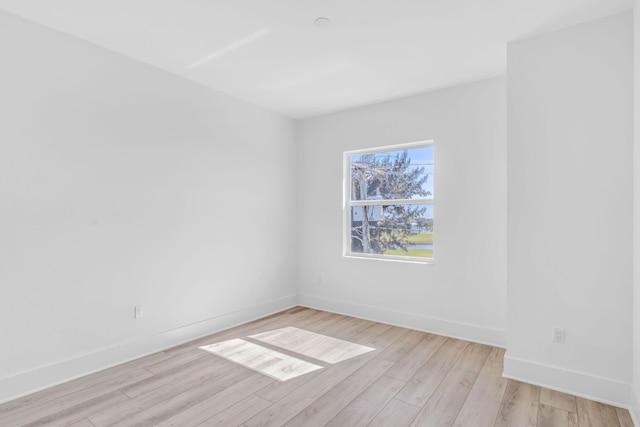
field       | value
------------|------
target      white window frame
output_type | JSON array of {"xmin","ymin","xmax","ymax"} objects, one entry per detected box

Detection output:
[{"xmin": 343, "ymin": 140, "xmax": 434, "ymax": 264}]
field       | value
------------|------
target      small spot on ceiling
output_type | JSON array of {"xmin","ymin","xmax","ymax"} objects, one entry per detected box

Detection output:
[{"xmin": 314, "ymin": 17, "xmax": 332, "ymax": 28}]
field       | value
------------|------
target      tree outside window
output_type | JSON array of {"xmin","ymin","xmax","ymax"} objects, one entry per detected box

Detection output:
[{"xmin": 345, "ymin": 142, "xmax": 433, "ymax": 261}]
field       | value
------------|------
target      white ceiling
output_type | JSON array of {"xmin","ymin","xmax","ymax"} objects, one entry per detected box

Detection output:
[{"xmin": 0, "ymin": 0, "xmax": 633, "ymax": 119}]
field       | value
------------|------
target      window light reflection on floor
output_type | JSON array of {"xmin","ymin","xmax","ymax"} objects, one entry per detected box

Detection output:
[
  {"xmin": 249, "ymin": 327, "xmax": 375, "ymax": 364},
  {"xmin": 199, "ymin": 327, "xmax": 375, "ymax": 381},
  {"xmin": 199, "ymin": 338, "xmax": 322, "ymax": 381}
]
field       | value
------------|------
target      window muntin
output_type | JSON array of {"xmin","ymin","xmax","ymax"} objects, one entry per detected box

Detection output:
[{"xmin": 344, "ymin": 141, "xmax": 433, "ymax": 262}]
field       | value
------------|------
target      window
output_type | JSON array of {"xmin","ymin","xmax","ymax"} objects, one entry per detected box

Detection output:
[{"xmin": 343, "ymin": 141, "xmax": 434, "ymax": 262}]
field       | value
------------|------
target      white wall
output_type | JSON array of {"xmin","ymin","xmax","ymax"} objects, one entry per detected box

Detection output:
[
  {"xmin": 1, "ymin": 5, "xmax": 636, "ymax": 414},
  {"xmin": 633, "ymin": 1, "xmax": 640, "ymax": 423},
  {"xmin": 506, "ymin": 12, "xmax": 633, "ymax": 406},
  {"xmin": 0, "ymin": 11, "xmax": 298, "ymax": 402},
  {"xmin": 297, "ymin": 78, "xmax": 507, "ymax": 346}
]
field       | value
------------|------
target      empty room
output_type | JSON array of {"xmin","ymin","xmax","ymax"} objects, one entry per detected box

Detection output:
[{"xmin": 1, "ymin": 0, "xmax": 639, "ymax": 426}]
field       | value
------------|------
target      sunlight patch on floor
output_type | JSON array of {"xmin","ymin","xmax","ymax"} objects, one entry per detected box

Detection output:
[
  {"xmin": 200, "ymin": 327, "xmax": 375, "ymax": 382},
  {"xmin": 249, "ymin": 327, "xmax": 375, "ymax": 364},
  {"xmin": 199, "ymin": 338, "xmax": 322, "ymax": 381}
]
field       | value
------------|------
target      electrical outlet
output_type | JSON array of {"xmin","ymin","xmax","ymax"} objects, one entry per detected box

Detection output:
[
  {"xmin": 552, "ymin": 327, "xmax": 565, "ymax": 343},
  {"xmin": 134, "ymin": 305, "xmax": 144, "ymax": 319}
]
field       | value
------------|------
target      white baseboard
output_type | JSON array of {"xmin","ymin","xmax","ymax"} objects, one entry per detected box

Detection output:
[
  {"xmin": 0, "ymin": 294, "xmax": 297, "ymax": 405},
  {"xmin": 298, "ymin": 293, "xmax": 505, "ymax": 348},
  {"xmin": 503, "ymin": 353, "xmax": 631, "ymax": 408},
  {"xmin": 630, "ymin": 385, "xmax": 640, "ymax": 427}
]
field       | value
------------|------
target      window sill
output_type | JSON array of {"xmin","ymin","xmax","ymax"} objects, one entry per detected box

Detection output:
[{"xmin": 343, "ymin": 254, "xmax": 434, "ymax": 265}]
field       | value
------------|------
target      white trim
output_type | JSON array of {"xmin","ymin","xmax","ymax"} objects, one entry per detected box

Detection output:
[
  {"xmin": 631, "ymin": 385, "xmax": 640, "ymax": 427},
  {"xmin": 298, "ymin": 293, "xmax": 505, "ymax": 348},
  {"xmin": 0, "ymin": 294, "xmax": 297, "ymax": 405},
  {"xmin": 346, "ymin": 140, "xmax": 434, "ymax": 156},
  {"xmin": 350, "ymin": 198, "xmax": 433, "ymax": 207},
  {"xmin": 343, "ymin": 253, "xmax": 434, "ymax": 264},
  {"xmin": 503, "ymin": 353, "xmax": 631, "ymax": 408}
]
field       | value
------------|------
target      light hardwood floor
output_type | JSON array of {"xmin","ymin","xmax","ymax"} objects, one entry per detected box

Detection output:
[{"xmin": 0, "ymin": 307, "xmax": 634, "ymax": 427}]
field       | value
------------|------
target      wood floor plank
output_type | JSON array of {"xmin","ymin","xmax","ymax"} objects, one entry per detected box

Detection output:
[
  {"xmin": 615, "ymin": 407, "xmax": 635, "ymax": 427},
  {"xmin": 306, "ymin": 313, "xmax": 352, "ymax": 334},
  {"xmin": 156, "ymin": 373, "xmax": 274, "ymax": 426},
  {"xmin": 286, "ymin": 306, "xmax": 309, "ymax": 315},
  {"xmin": 200, "ymin": 338, "xmax": 323, "ymax": 381},
  {"xmin": 377, "ymin": 329, "xmax": 427, "ymax": 363},
  {"xmin": 366, "ymin": 326, "xmax": 412, "ymax": 349},
  {"xmin": 195, "ymin": 394, "xmax": 272, "ymax": 427},
  {"xmin": 488, "ymin": 347, "xmax": 506, "ymax": 363},
  {"xmin": 0, "ymin": 352, "xmax": 169, "ymax": 418},
  {"xmin": 0, "ymin": 368, "xmax": 151, "ymax": 426},
  {"xmin": 301, "ymin": 313, "xmax": 344, "ymax": 333},
  {"xmin": 107, "ymin": 368, "xmax": 254, "ymax": 427},
  {"xmin": 325, "ymin": 374, "xmax": 405, "ymax": 427},
  {"xmin": 248, "ymin": 326, "xmax": 374, "ymax": 364},
  {"xmin": 23, "ymin": 391, "xmax": 129, "ymax": 427},
  {"xmin": 410, "ymin": 343, "xmax": 491, "ymax": 426},
  {"xmin": 352, "ymin": 322, "xmax": 395, "ymax": 346},
  {"xmin": 250, "ymin": 321, "xmax": 379, "ymax": 404},
  {"xmin": 363, "ymin": 322, "xmax": 394, "ymax": 336},
  {"xmin": 539, "ymin": 387, "xmax": 577, "ymax": 413},
  {"xmin": 122, "ymin": 354, "xmax": 227, "ymax": 398},
  {"xmin": 385, "ymin": 334, "xmax": 448, "ymax": 381},
  {"xmin": 282, "ymin": 357, "xmax": 394, "ymax": 427},
  {"xmin": 452, "ymin": 347, "xmax": 508, "ymax": 427},
  {"xmin": 319, "ymin": 316, "xmax": 374, "ymax": 342},
  {"xmin": 536, "ymin": 403, "xmax": 577, "ymax": 427},
  {"xmin": 245, "ymin": 351, "xmax": 380, "ymax": 427},
  {"xmin": 368, "ymin": 399, "xmax": 421, "ymax": 427},
  {"xmin": 340, "ymin": 318, "xmax": 380, "ymax": 341},
  {"xmin": 89, "ymin": 361, "xmax": 244, "ymax": 427},
  {"xmin": 395, "ymin": 338, "xmax": 469, "ymax": 407},
  {"xmin": 576, "ymin": 397, "xmax": 621, "ymax": 427},
  {"xmin": 494, "ymin": 380, "xmax": 541, "ymax": 427},
  {"xmin": 292, "ymin": 309, "xmax": 336, "ymax": 329},
  {"xmin": 144, "ymin": 348, "xmax": 211, "ymax": 374},
  {"xmin": 253, "ymin": 363, "xmax": 327, "ymax": 403},
  {"xmin": 68, "ymin": 419, "xmax": 96, "ymax": 427},
  {"xmin": 0, "ymin": 309, "xmax": 628, "ymax": 427}
]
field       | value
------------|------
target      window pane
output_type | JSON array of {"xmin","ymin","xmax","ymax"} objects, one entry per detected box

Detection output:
[
  {"xmin": 350, "ymin": 204, "xmax": 433, "ymax": 258},
  {"xmin": 350, "ymin": 146, "xmax": 433, "ymax": 201}
]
